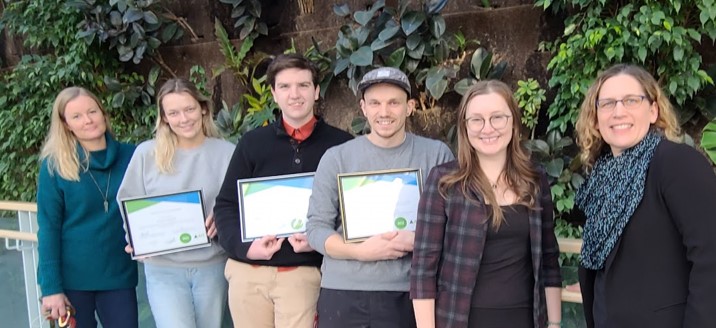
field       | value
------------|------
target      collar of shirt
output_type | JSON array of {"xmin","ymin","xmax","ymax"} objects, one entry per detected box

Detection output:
[{"xmin": 282, "ymin": 116, "xmax": 317, "ymax": 143}]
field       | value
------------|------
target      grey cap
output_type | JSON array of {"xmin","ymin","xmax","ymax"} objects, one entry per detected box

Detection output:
[{"xmin": 357, "ymin": 67, "xmax": 411, "ymax": 97}]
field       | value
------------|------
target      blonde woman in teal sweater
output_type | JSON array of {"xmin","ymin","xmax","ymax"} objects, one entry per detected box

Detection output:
[{"xmin": 37, "ymin": 87, "xmax": 138, "ymax": 327}]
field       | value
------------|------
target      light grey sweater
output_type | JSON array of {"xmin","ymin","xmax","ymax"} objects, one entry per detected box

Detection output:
[
  {"xmin": 117, "ymin": 137, "xmax": 235, "ymax": 267},
  {"xmin": 306, "ymin": 133, "xmax": 454, "ymax": 291}
]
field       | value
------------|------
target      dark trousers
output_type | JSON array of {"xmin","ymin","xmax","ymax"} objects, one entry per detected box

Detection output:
[
  {"xmin": 64, "ymin": 288, "xmax": 138, "ymax": 328},
  {"xmin": 317, "ymin": 288, "xmax": 417, "ymax": 328}
]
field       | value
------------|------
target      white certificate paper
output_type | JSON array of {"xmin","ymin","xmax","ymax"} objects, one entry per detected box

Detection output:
[
  {"xmin": 121, "ymin": 190, "xmax": 210, "ymax": 258},
  {"xmin": 238, "ymin": 173, "xmax": 314, "ymax": 242},
  {"xmin": 338, "ymin": 169, "xmax": 423, "ymax": 242}
]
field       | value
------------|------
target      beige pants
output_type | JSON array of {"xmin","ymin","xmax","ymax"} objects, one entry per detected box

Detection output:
[{"xmin": 225, "ymin": 259, "xmax": 321, "ymax": 328}]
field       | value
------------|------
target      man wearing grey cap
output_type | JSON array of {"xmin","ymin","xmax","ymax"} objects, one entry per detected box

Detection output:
[{"xmin": 306, "ymin": 66, "xmax": 454, "ymax": 327}]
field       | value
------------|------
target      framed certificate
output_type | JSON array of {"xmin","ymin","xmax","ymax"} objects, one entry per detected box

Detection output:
[
  {"xmin": 238, "ymin": 172, "xmax": 315, "ymax": 242},
  {"xmin": 337, "ymin": 168, "xmax": 423, "ymax": 242},
  {"xmin": 120, "ymin": 190, "xmax": 210, "ymax": 259}
]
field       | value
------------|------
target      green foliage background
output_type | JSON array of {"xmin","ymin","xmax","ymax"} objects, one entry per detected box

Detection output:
[
  {"xmin": 1, "ymin": 0, "xmax": 714, "ymax": 212},
  {"xmin": 538, "ymin": 0, "xmax": 716, "ymax": 132},
  {"xmin": 0, "ymin": 0, "xmax": 157, "ymax": 201}
]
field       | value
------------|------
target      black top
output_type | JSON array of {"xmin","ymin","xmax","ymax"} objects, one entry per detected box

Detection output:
[
  {"xmin": 579, "ymin": 140, "xmax": 716, "ymax": 328},
  {"xmin": 213, "ymin": 117, "xmax": 353, "ymax": 267},
  {"xmin": 471, "ymin": 204, "xmax": 534, "ymax": 308}
]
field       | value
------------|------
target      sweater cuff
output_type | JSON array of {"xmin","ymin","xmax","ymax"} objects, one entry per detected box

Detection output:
[
  {"xmin": 307, "ymin": 227, "xmax": 336, "ymax": 255},
  {"xmin": 39, "ymin": 271, "xmax": 63, "ymax": 297}
]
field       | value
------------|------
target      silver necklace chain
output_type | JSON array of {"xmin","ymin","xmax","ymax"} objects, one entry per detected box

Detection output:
[{"xmin": 87, "ymin": 168, "xmax": 111, "ymax": 213}]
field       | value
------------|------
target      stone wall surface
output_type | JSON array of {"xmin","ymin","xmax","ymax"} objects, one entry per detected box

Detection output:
[{"xmin": 2, "ymin": 1, "xmax": 713, "ymax": 138}]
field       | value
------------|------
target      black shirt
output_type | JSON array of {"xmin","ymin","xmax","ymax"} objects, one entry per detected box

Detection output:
[{"xmin": 471, "ymin": 204, "xmax": 534, "ymax": 308}]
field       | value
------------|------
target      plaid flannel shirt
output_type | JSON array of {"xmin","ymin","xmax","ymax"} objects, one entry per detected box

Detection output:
[{"xmin": 410, "ymin": 161, "xmax": 562, "ymax": 328}]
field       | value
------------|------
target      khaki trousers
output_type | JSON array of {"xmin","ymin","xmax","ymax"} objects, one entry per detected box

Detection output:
[{"xmin": 225, "ymin": 259, "xmax": 321, "ymax": 328}]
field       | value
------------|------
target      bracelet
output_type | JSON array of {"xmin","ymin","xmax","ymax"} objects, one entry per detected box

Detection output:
[{"xmin": 547, "ymin": 322, "xmax": 562, "ymax": 327}]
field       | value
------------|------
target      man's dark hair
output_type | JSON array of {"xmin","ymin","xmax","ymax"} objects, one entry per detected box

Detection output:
[{"xmin": 266, "ymin": 53, "xmax": 319, "ymax": 88}]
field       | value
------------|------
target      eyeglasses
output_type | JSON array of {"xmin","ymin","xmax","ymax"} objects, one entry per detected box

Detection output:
[
  {"xmin": 595, "ymin": 95, "xmax": 649, "ymax": 112},
  {"xmin": 466, "ymin": 114, "xmax": 512, "ymax": 131}
]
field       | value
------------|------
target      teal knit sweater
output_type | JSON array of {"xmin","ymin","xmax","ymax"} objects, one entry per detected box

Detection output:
[{"xmin": 37, "ymin": 133, "xmax": 137, "ymax": 296}]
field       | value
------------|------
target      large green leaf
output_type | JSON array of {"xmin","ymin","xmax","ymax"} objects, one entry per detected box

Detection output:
[
  {"xmin": 161, "ymin": 22, "xmax": 178, "ymax": 43},
  {"xmin": 470, "ymin": 47, "xmax": 489, "ymax": 79},
  {"xmin": 110, "ymin": 11, "xmax": 123, "ymax": 27},
  {"xmin": 349, "ymin": 46, "xmax": 373, "ymax": 66},
  {"xmin": 354, "ymin": 27, "xmax": 370, "ymax": 46},
  {"xmin": 524, "ymin": 139, "xmax": 550, "ymax": 158},
  {"xmin": 406, "ymin": 33, "xmax": 422, "ymax": 50},
  {"xmin": 407, "ymin": 42, "xmax": 425, "ymax": 59},
  {"xmin": 454, "ymin": 78, "xmax": 476, "ymax": 95},
  {"xmin": 333, "ymin": 58, "xmax": 350, "ymax": 75},
  {"xmin": 478, "ymin": 51, "xmax": 494, "ymax": 80},
  {"xmin": 143, "ymin": 11, "xmax": 159, "ymax": 25},
  {"xmin": 429, "ymin": 15, "xmax": 446, "ymax": 38},
  {"xmin": 425, "ymin": 67, "xmax": 448, "ymax": 100},
  {"xmin": 405, "ymin": 58, "xmax": 420, "ymax": 73},
  {"xmin": 545, "ymin": 158, "xmax": 564, "ymax": 178},
  {"xmin": 401, "ymin": 11, "xmax": 426, "ymax": 35},
  {"xmin": 371, "ymin": 38, "xmax": 392, "ymax": 51},
  {"xmin": 123, "ymin": 8, "xmax": 144, "ymax": 23},
  {"xmin": 385, "ymin": 47, "xmax": 406, "ymax": 68},
  {"xmin": 487, "ymin": 61, "xmax": 507, "ymax": 80},
  {"xmin": 378, "ymin": 20, "xmax": 400, "ymax": 41},
  {"xmin": 701, "ymin": 120, "xmax": 716, "ymax": 165},
  {"xmin": 117, "ymin": 45, "xmax": 134, "ymax": 62},
  {"xmin": 354, "ymin": 10, "xmax": 373, "ymax": 26}
]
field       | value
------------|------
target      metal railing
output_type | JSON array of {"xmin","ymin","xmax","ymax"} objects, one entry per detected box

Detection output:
[
  {"xmin": 0, "ymin": 201, "xmax": 44, "ymax": 328},
  {"xmin": 1, "ymin": 200, "xmax": 583, "ymax": 328},
  {"xmin": 557, "ymin": 237, "xmax": 583, "ymax": 303}
]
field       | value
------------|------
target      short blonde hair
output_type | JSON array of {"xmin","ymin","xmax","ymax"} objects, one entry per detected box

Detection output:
[
  {"xmin": 575, "ymin": 64, "xmax": 681, "ymax": 170},
  {"xmin": 154, "ymin": 78, "xmax": 221, "ymax": 173},
  {"xmin": 40, "ymin": 87, "xmax": 113, "ymax": 181}
]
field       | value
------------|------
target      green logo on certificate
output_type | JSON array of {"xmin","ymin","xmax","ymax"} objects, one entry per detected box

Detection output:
[
  {"xmin": 394, "ymin": 217, "xmax": 407, "ymax": 229},
  {"xmin": 291, "ymin": 218, "xmax": 304, "ymax": 230},
  {"xmin": 179, "ymin": 233, "xmax": 191, "ymax": 243}
]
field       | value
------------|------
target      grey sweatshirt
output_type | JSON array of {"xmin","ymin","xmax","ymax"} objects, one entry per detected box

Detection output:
[
  {"xmin": 117, "ymin": 137, "xmax": 235, "ymax": 267},
  {"xmin": 306, "ymin": 133, "xmax": 454, "ymax": 291}
]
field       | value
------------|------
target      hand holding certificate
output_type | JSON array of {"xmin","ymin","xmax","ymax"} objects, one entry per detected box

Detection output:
[
  {"xmin": 120, "ymin": 190, "xmax": 211, "ymax": 258},
  {"xmin": 337, "ymin": 169, "xmax": 423, "ymax": 242},
  {"xmin": 238, "ymin": 173, "xmax": 315, "ymax": 242}
]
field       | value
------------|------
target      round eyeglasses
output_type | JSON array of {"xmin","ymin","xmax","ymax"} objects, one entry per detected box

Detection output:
[{"xmin": 466, "ymin": 115, "xmax": 512, "ymax": 131}]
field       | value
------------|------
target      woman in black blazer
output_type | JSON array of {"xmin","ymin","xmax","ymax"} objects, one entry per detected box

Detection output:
[{"xmin": 573, "ymin": 64, "xmax": 716, "ymax": 327}]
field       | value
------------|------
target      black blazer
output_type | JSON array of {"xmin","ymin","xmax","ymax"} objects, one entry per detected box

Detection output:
[{"xmin": 578, "ymin": 141, "xmax": 716, "ymax": 328}]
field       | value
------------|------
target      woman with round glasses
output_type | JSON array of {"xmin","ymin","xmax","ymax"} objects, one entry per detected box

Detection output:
[
  {"xmin": 411, "ymin": 80, "xmax": 562, "ymax": 328},
  {"xmin": 575, "ymin": 64, "xmax": 716, "ymax": 327}
]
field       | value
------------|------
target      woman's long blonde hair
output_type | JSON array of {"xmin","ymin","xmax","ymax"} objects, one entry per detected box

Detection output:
[
  {"xmin": 154, "ymin": 78, "xmax": 221, "ymax": 173},
  {"xmin": 575, "ymin": 64, "xmax": 681, "ymax": 171},
  {"xmin": 40, "ymin": 87, "xmax": 112, "ymax": 181},
  {"xmin": 439, "ymin": 80, "xmax": 540, "ymax": 229}
]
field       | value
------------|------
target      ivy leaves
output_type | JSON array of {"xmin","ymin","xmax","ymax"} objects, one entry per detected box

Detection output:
[
  {"xmin": 541, "ymin": 0, "xmax": 716, "ymax": 132},
  {"xmin": 66, "ymin": 0, "xmax": 184, "ymax": 64}
]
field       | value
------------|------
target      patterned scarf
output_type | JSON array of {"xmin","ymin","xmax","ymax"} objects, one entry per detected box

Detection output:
[{"xmin": 576, "ymin": 131, "xmax": 663, "ymax": 270}]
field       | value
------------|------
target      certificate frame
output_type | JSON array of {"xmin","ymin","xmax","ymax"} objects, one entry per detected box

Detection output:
[
  {"xmin": 120, "ymin": 190, "xmax": 210, "ymax": 259},
  {"xmin": 337, "ymin": 168, "xmax": 423, "ymax": 243},
  {"xmin": 238, "ymin": 172, "xmax": 315, "ymax": 242}
]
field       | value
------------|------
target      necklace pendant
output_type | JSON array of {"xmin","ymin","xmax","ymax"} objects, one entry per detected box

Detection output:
[{"xmin": 104, "ymin": 200, "xmax": 109, "ymax": 213}]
